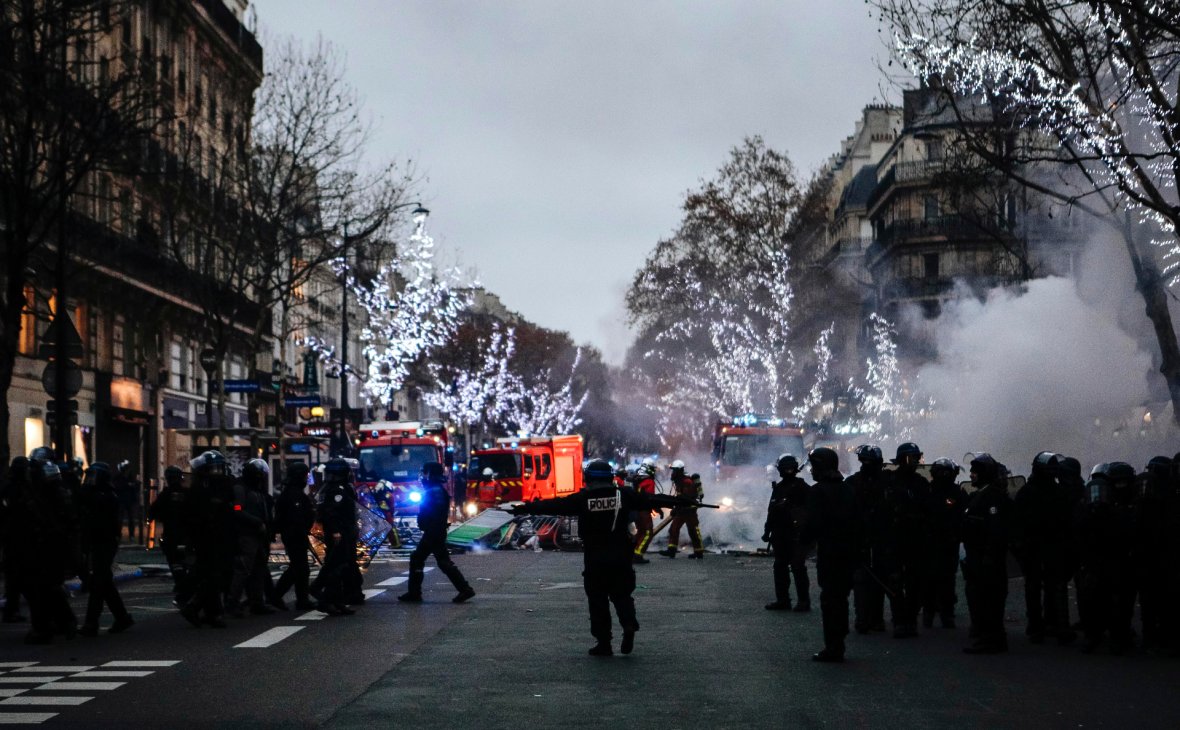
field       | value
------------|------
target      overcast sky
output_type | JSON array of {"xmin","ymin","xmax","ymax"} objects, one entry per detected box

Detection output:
[{"xmin": 250, "ymin": 0, "xmax": 894, "ymax": 364}]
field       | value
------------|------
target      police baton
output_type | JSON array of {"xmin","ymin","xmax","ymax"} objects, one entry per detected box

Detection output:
[{"xmin": 858, "ymin": 563, "xmax": 897, "ymax": 599}]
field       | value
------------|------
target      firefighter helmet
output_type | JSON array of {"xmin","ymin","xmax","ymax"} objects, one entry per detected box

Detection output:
[
  {"xmin": 482, "ymin": 467, "xmax": 494, "ymax": 478},
  {"xmin": 670, "ymin": 459, "xmax": 686, "ymax": 471}
]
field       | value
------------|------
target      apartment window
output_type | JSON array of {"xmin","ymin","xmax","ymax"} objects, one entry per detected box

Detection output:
[
  {"xmin": 923, "ymin": 195, "xmax": 940, "ymax": 220},
  {"xmin": 113, "ymin": 319, "xmax": 125, "ymax": 376},
  {"xmin": 924, "ymin": 253, "xmax": 940, "ymax": 279},
  {"xmin": 170, "ymin": 340, "xmax": 184, "ymax": 390},
  {"xmin": 926, "ymin": 138, "xmax": 943, "ymax": 161},
  {"xmin": 18, "ymin": 287, "xmax": 36, "ymax": 356}
]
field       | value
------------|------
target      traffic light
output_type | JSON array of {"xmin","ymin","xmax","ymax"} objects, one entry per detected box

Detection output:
[{"xmin": 46, "ymin": 399, "xmax": 78, "ymax": 428}]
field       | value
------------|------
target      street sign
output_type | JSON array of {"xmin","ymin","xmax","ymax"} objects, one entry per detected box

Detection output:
[
  {"xmin": 41, "ymin": 360, "xmax": 83, "ymax": 397},
  {"xmin": 223, "ymin": 379, "xmax": 261, "ymax": 393},
  {"xmin": 285, "ymin": 395, "xmax": 321, "ymax": 407},
  {"xmin": 302, "ymin": 422, "xmax": 332, "ymax": 437},
  {"xmin": 46, "ymin": 399, "xmax": 79, "ymax": 427},
  {"xmin": 199, "ymin": 348, "xmax": 218, "ymax": 373},
  {"xmin": 37, "ymin": 312, "xmax": 85, "ymax": 359}
]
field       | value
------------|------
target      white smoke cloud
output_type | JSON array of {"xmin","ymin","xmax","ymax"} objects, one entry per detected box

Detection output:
[{"xmin": 911, "ymin": 276, "xmax": 1175, "ymax": 474}]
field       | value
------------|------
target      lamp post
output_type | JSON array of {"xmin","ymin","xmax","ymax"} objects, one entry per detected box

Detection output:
[
  {"xmin": 335, "ymin": 203, "xmax": 429, "ymax": 457},
  {"xmin": 199, "ymin": 348, "xmax": 217, "ymax": 430}
]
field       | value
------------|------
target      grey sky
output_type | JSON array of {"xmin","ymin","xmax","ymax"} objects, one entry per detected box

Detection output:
[{"xmin": 250, "ymin": 1, "xmax": 892, "ymax": 364}]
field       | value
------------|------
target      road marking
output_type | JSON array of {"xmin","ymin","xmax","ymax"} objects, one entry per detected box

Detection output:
[
  {"xmin": 72, "ymin": 671, "xmax": 154, "ymax": 678},
  {"xmin": 101, "ymin": 661, "xmax": 180, "ymax": 668},
  {"xmin": 295, "ymin": 610, "xmax": 326, "ymax": 621},
  {"xmin": 0, "ymin": 713, "xmax": 56, "ymax": 724},
  {"xmin": 36, "ymin": 682, "xmax": 125, "ymax": 691},
  {"xmin": 0, "ymin": 679, "xmax": 64, "ymax": 685},
  {"xmin": 0, "ymin": 697, "xmax": 92, "ymax": 706},
  {"xmin": 9, "ymin": 667, "xmax": 95, "ymax": 674},
  {"xmin": 362, "ymin": 589, "xmax": 386, "ymax": 599},
  {"xmin": 376, "ymin": 576, "xmax": 407, "ymax": 586},
  {"xmin": 234, "ymin": 626, "xmax": 305, "ymax": 649},
  {"xmin": 0, "ymin": 664, "xmax": 36, "ymax": 669},
  {"xmin": 0, "ymin": 690, "xmax": 26, "ymax": 698}
]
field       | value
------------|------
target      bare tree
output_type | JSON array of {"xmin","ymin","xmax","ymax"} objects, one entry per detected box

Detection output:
[
  {"xmin": 0, "ymin": 0, "xmax": 164, "ymax": 467},
  {"xmin": 873, "ymin": 0, "xmax": 1180, "ymax": 426}
]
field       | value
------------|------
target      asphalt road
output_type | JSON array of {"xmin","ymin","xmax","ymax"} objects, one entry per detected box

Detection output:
[{"xmin": 2, "ymin": 548, "xmax": 1179, "ymax": 728}]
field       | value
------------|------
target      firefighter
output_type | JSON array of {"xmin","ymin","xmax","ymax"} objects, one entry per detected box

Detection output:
[
  {"xmin": 961, "ymin": 453, "xmax": 1012, "ymax": 654},
  {"xmin": 399, "ymin": 462, "xmax": 475, "ymax": 604},
  {"xmin": 845, "ymin": 444, "xmax": 888, "ymax": 634},
  {"xmin": 315, "ymin": 458, "xmax": 361, "ymax": 616},
  {"xmin": 226, "ymin": 459, "xmax": 275, "ymax": 617},
  {"xmin": 632, "ymin": 460, "xmax": 658, "ymax": 564},
  {"xmin": 79, "ymin": 462, "xmax": 134, "ymax": 636},
  {"xmin": 763, "ymin": 454, "xmax": 811, "ymax": 611},
  {"xmin": 1012, "ymin": 451, "xmax": 1074, "ymax": 645},
  {"xmin": 475, "ymin": 467, "xmax": 496, "ymax": 509},
  {"xmin": 150, "ymin": 466, "xmax": 192, "ymax": 600},
  {"xmin": 659, "ymin": 462, "xmax": 704, "ymax": 559},
  {"xmin": 509, "ymin": 459, "xmax": 698, "ymax": 656},
  {"xmin": 800, "ymin": 447, "xmax": 857, "ymax": 662},
  {"xmin": 273, "ymin": 462, "xmax": 317, "ymax": 610},
  {"xmin": 882, "ymin": 442, "xmax": 930, "ymax": 638},
  {"xmin": 922, "ymin": 458, "xmax": 966, "ymax": 629}
]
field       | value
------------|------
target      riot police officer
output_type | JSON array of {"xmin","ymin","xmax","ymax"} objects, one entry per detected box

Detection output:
[
  {"xmin": 1013, "ymin": 451, "xmax": 1074, "ymax": 645},
  {"xmin": 922, "ymin": 458, "xmax": 966, "ymax": 628},
  {"xmin": 149, "ymin": 465, "xmax": 192, "ymax": 600},
  {"xmin": 178, "ymin": 450, "xmax": 234, "ymax": 628},
  {"xmin": 273, "ymin": 462, "xmax": 317, "ymax": 610},
  {"xmin": 398, "ymin": 462, "xmax": 474, "ymax": 604},
  {"xmin": 961, "ymin": 453, "xmax": 1012, "ymax": 654},
  {"xmin": 22, "ymin": 449, "xmax": 79, "ymax": 643},
  {"xmin": 883, "ymin": 442, "xmax": 930, "ymax": 638},
  {"xmin": 1075, "ymin": 462, "xmax": 1138, "ymax": 654},
  {"xmin": 226, "ymin": 459, "xmax": 275, "ymax": 617},
  {"xmin": 1, "ymin": 457, "xmax": 30, "ymax": 624},
  {"xmin": 1136, "ymin": 456, "xmax": 1173, "ymax": 653},
  {"xmin": 510, "ymin": 459, "xmax": 695, "ymax": 656},
  {"xmin": 315, "ymin": 458, "xmax": 361, "ymax": 616},
  {"xmin": 763, "ymin": 454, "xmax": 811, "ymax": 611},
  {"xmin": 845, "ymin": 444, "xmax": 888, "ymax": 634},
  {"xmin": 79, "ymin": 462, "xmax": 134, "ymax": 636},
  {"xmin": 800, "ymin": 447, "xmax": 857, "ymax": 662}
]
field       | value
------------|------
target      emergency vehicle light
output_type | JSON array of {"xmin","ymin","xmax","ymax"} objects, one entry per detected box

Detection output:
[{"xmin": 408, "ymin": 491, "xmax": 422, "ymax": 503}]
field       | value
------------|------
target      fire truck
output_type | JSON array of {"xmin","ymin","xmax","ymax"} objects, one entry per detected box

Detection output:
[
  {"xmin": 711, "ymin": 414, "xmax": 806, "ymax": 483},
  {"xmin": 464, "ymin": 435, "xmax": 584, "ymax": 516},
  {"xmin": 355, "ymin": 420, "xmax": 453, "ymax": 517}
]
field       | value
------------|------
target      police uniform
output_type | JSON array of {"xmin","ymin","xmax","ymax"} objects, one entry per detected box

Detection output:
[
  {"xmin": 400, "ymin": 465, "xmax": 474, "ymax": 604},
  {"xmin": 962, "ymin": 456, "xmax": 1012, "ymax": 654}
]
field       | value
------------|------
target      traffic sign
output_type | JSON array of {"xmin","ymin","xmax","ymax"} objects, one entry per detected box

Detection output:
[
  {"xmin": 285, "ymin": 395, "xmax": 321, "ymax": 407},
  {"xmin": 37, "ymin": 312, "xmax": 84, "ymax": 359},
  {"xmin": 41, "ymin": 360, "xmax": 82, "ymax": 397},
  {"xmin": 199, "ymin": 348, "xmax": 218, "ymax": 373},
  {"xmin": 223, "ymin": 379, "xmax": 261, "ymax": 393},
  {"xmin": 46, "ymin": 399, "xmax": 79, "ymax": 427}
]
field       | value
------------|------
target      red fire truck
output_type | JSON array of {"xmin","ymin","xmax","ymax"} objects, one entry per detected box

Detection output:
[
  {"xmin": 465, "ymin": 435, "xmax": 584, "ymax": 516},
  {"xmin": 356, "ymin": 420, "xmax": 453, "ymax": 517},
  {"xmin": 711, "ymin": 414, "xmax": 806, "ymax": 483}
]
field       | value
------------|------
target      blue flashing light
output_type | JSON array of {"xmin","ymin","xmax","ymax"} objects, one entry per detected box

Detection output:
[
  {"xmin": 371, "ymin": 430, "xmax": 379, "ymax": 438},
  {"xmin": 408, "ymin": 491, "xmax": 422, "ymax": 503},
  {"xmin": 416, "ymin": 428, "xmax": 424, "ymax": 436},
  {"xmin": 446, "ymin": 446, "xmax": 455, "ymax": 452}
]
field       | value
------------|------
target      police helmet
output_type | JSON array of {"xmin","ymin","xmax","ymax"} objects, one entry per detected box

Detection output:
[
  {"xmin": 190, "ymin": 450, "xmax": 228, "ymax": 477},
  {"xmin": 929, "ymin": 457, "xmax": 960, "ymax": 479},
  {"xmin": 1107, "ymin": 461, "xmax": 1136, "ymax": 492},
  {"xmin": 420, "ymin": 461, "xmax": 446, "ymax": 484},
  {"xmin": 322, "ymin": 458, "xmax": 352, "ymax": 483},
  {"xmin": 32, "ymin": 460, "xmax": 62, "ymax": 484},
  {"xmin": 776, "ymin": 454, "xmax": 800, "ymax": 475},
  {"xmin": 893, "ymin": 442, "xmax": 922, "ymax": 465},
  {"xmin": 285, "ymin": 462, "xmax": 310, "ymax": 486},
  {"xmin": 584, "ymin": 459, "xmax": 614, "ymax": 485},
  {"xmin": 1145, "ymin": 455, "xmax": 1172, "ymax": 480},
  {"xmin": 1032, "ymin": 451, "xmax": 1060, "ymax": 474},
  {"xmin": 243, "ymin": 458, "xmax": 270, "ymax": 488},
  {"xmin": 164, "ymin": 465, "xmax": 184, "ymax": 485},
  {"xmin": 855, "ymin": 444, "xmax": 883, "ymax": 465},
  {"xmin": 808, "ymin": 447, "xmax": 839, "ymax": 473},
  {"xmin": 28, "ymin": 446, "xmax": 55, "ymax": 464},
  {"xmin": 87, "ymin": 461, "xmax": 113, "ymax": 489},
  {"xmin": 1089, "ymin": 462, "xmax": 1111, "ymax": 480},
  {"xmin": 1058, "ymin": 456, "xmax": 1082, "ymax": 480}
]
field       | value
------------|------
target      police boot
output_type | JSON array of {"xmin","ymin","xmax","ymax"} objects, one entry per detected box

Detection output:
[
  {"xmin": 588, "ymin": 641, "xmax": 613, "ymax": 657},
  {"xmin": 792, "ymin": 600, "xmax": 811, "ymax": 612},
  {"xmin": 812, "ymin": 646, "xmax": 844, "ymax": 663},
  {"xmin": 453, "ymin": 587, "xmax": 476, "ymax": 604}
]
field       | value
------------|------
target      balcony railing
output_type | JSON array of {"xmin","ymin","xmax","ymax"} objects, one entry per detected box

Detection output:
[{"xmin": 195, "ymin": 0, "xmax": 263, "ymax": 71}]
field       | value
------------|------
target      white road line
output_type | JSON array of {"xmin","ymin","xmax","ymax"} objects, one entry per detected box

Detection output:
[
  {"xmin": 0, "ymin": 697, "xmax": 92, "ymax": 706},
  {"xmin": 375, "ymin": 576, "xmax": 408, "ymax": 586},
  {"xmin": 295, "ymin": 610, "xmax": 326, "ymax": 621},
  {"xmin": 0, "ymin": 712, "xmax": 57, "ymax": 724},
  {"xmin": 0, "ymin": 679, "xmax": 64, "ymax": 685},
  {"xmin": 0, "ymin": 690, "xmax": 26, "ymax": 698},
  {"xmin": 72, "ymin": 671, "xmax": 154, "ymax": 678},
  {"xmin": 0, "ymin": 664, "xmax": 37, "ymax": 669},
  {"xmin": 234, "ymin": 626, "xmax": 305, "ymax": 649},
  {"xmin": 35, "ymin": 682, "xmax": 124, "ymax": 691},
  {"xmin": 362, "ymin": 589, "xmax": 386, "ymax": 599},
  {"xmin": 9, "ymin": 667, "xmax": 94, "ymax": 674},
  {"xmin": 101, "ymin": 661, "xmax": 180, "ymax": 668}
]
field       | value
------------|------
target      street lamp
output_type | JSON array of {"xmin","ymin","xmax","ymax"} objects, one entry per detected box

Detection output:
[
  {"xmin": 335, "ymin": 202, "xmax": 429, "ymax": 456},
  {"xmin": 199, "ymin": 348, "xmax": 218, "ymax": 429}
]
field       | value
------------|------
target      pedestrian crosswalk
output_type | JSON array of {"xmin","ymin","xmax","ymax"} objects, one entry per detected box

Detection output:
[{"xmin": 0, "ymin": 660, "xmax": 179, "ymax": 725}]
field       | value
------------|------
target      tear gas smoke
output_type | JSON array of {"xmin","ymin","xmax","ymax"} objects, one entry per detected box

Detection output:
[
  {"xmin": 911, "ymin": 276, "xmax": 1174, "ymax": 473},
  {"xmin": 663, "ymin": 451, "xmax": 773, "ymax": 551}
]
